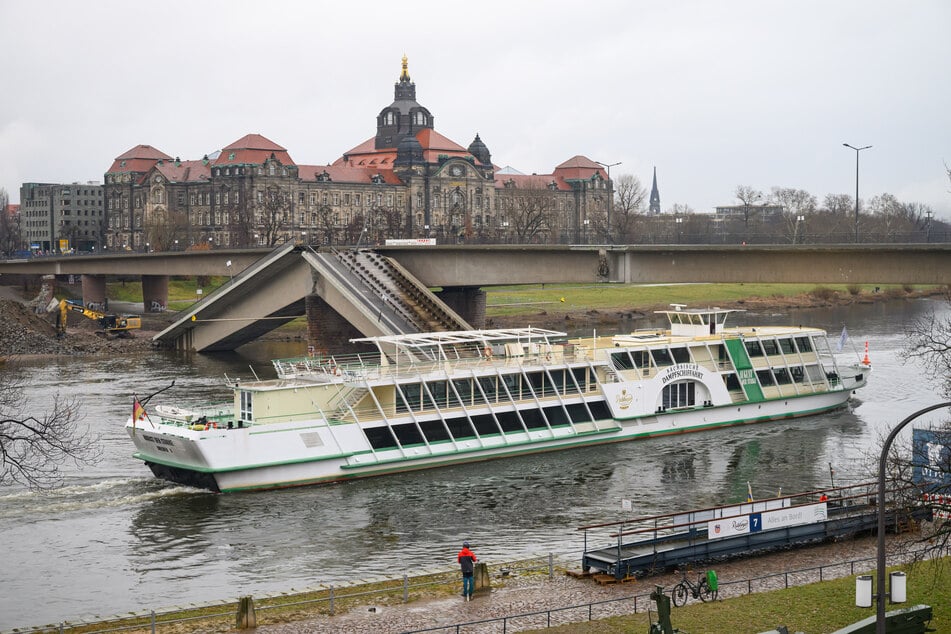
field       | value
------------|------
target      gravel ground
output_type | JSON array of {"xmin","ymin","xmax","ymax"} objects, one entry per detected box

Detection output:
[{"xmin": 255, "ymin": 536, "xmax": 885, "ymax": 634}]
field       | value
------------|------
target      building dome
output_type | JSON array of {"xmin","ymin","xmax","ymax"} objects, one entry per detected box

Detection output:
[{"xmin": 467, "ymin": 134, "xmax": 491, "ymax": 166}]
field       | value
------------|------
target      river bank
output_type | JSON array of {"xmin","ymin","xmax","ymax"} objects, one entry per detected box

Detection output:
[{"xmin": 0, "ymin": 283, "xmax": 943, "ymax": 357}]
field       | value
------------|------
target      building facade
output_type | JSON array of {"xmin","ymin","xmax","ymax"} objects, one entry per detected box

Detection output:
[
  {"xmin": 103, "ymin": 57, "xmax": 613, "ymax": 251},
  {"xmin": 19, "ymin": 181, "xmax": 104, "ymax": 253}
]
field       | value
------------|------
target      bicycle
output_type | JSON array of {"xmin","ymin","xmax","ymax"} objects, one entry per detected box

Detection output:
[{"xmin": 671, "ymin": 569, "xmax": 718, "ymax": 606}]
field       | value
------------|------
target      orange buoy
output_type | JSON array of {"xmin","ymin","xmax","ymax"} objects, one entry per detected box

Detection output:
[{"xmin": 862, "ymin": 341, "xmax": 871, "ymax": 366}]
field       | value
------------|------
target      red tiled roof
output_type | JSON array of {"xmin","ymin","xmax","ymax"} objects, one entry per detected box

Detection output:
[
  {"xmin": 493, "ymin": 173, "xmax": 573, "ymax": 191},
  {"xmin": 552, "ymin": 155, "xmax": 606, "ymax": 181},
  {"xmin": 335, "ymin": 129, "xmax": 471, "ymax": 167},
  {"xmin": 154, "ymin": 160, "xmax": 211, "ymax": 183},
  {"xmin": 108, "ymin": 144, "xmax": 173, "ymax": 174},
  {"xmin": 298, "ymin": 165, "xmax": 403, "ymax": 185},
  {"xmin": 214, "ymin": 134, "xmax": 295, "ymax": 166}
]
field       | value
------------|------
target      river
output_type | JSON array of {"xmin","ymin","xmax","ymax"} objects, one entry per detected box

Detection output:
[{"xmin": 0, "ymin": 298, "xmax": 947, "ymax": 629}]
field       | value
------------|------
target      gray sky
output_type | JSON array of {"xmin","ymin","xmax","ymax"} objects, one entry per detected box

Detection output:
[{"xmin": 2, "ymin": 1, "xmax": 949, "ymax": 218}]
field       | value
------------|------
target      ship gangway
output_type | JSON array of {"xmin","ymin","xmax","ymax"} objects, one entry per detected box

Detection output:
[{"xmin": 579, "ymin": 481, "xmax": 930, "ymax": 580}]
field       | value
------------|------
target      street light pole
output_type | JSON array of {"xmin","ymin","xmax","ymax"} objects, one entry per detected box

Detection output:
[
  {"xmin": 874, "ymin": 402, "xmax": 951, "ymax": 634},
  {"xmin": 843, "ymin": 143, "xmax": 871, "ymax": 243}
]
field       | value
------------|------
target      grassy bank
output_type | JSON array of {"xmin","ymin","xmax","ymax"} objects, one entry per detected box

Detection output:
[
  {"xmin": 107, "ymin": 280, "xmax": 941, "ymax": 324},
  {"xmin": 534, "ymin": 558, "xmax": 950, "ymax": 633}
]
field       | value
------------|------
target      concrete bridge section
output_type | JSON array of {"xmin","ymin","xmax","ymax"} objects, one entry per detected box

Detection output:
[
  {"xmin": 378, "ymin": 244, "xmax": 951, "ymax": 286},
  {"xmin": 156, "ymin": 244, "xmax": 470, "ymax": 352}
]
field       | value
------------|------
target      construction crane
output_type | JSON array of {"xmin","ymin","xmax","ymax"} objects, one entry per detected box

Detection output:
[{"xmin": 53, "ymin": 298, "xmax": 142, "ymax": 338}]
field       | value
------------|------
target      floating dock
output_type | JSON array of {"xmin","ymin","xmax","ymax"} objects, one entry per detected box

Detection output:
[{"xmin": 579, "ymin": 482, "xmax": 929, "ymax": 579}]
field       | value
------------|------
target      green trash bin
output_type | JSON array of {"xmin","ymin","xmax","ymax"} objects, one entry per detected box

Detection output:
[{"xmin": 706, "ymin": 569, "xmax": 718, "ymax": 592}]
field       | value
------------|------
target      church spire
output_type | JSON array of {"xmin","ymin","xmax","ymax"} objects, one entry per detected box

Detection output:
[
  {"xmin": 400, "ymin": 54, "xmax": 410, "ymax": 81},
  {"xmin": 649, "ymin": 166, "xmax": 661, "ymax": 215}
]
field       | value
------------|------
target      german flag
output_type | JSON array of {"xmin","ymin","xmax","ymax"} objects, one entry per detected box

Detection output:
[{"xmin": 133, "ymin": 398, "xmax": 147, "ymax": 434}]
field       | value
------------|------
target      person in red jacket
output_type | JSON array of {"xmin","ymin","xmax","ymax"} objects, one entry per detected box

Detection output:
[{"xmin": 457, "ymin": 541, "xmax": 477, "ymax": 600}]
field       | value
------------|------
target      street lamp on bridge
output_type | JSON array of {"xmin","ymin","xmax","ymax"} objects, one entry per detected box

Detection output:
[{"xmin": 843, "ymin": 143, "xmax": 872, "ymax": 243}]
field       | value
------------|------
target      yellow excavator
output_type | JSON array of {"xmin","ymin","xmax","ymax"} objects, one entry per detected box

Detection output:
[{"xmin": 54, "ymin": 298, "xmax": 142, "ymax": 338}]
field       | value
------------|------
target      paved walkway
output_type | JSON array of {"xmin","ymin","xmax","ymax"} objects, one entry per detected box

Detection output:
[{"xmin": 256, "ymin": 536, "xmax": 881, "ymax": 633}]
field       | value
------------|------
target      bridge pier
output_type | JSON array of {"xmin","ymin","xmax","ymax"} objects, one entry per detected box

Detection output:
[
  {"xmin": 81, "ymin": 275, "xmax": 107, "ymax": 310},
  {"xmin": 142, "ymin": 275, "xmax": 169, "ymax": 313},
  {"xmin": 306, "ymin": 294, "xmax": 364, "ymax": 355},
  {"xmin": 435, "ymin": 286, "xmax": 486, "ymax": 329}
]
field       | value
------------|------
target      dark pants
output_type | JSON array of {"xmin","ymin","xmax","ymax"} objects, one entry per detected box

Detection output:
[{"xmin": 462, "ymin": 573, "xmax": 474, "ymax": 596}]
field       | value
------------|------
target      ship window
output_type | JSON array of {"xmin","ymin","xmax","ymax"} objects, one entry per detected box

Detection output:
[
  {"xmin": 724, "ymin": 373, "xmax": 742, "ymax": 391},
  {"xmin": 527, "ymin": 372, "xmax": 545, "ymax": 396},
  {"xmin": 611, "ymin": 351, "xmax": 635, "ymax": 370},
  {"xmin": 794, "ymin": 336, "xmax": 813, "ymax": 353},
  {"xmin": 773, "ymin": 368, "xmax": 792, "ymax": 385},
  {"xmin": 240, "ymin": 391, "xmax": 252, "ymax": 420},
  {"xmin": 662, "ymin": 381, "xmax": 695, "ymax": 409},
  {"xmin": 496, "ymin": 411, "xmax": 524, "ymax": 433},
  {"xmin": 756, "ymin": 369, "xmax": 775, "ymax": 386},
  {"xmin": 631, "ymin": 350, "xmax": 650, "ymax": 370},
  {"xmin": 400, "ymin": 383, "xmax": 422, "ymax": 411},
  {"xmin": 425, "ymin": 381, "xmax": 448, "ymax": 408},
  {"xmin": 502, "ymin": 373, "xmax": 520, "ymax": 399},
  {"xmin": 565, "ymin": 403, "xmax": 592, "ymax": 423},
  {"xmin": 521, "ymin": 409, "xmax": 548, "ymax": 429},
  {"xmin": 806, "ymin": 364, "xmax": 825, "ymax": 382},
  {"xmin": 762, "ymin": 339, "xmax": 779, "ymax": 356},
  {"xmin": 745, "ymin": 341, "xmax": 764, "ymax": 357},
  {"xmin": 790, "ymin": 366, "xmax": 805, "ymax": 382},
  {"xmin": 571, "ymin": 368, "xmax": 588, "ymax": 390},
  {"xmin": 651, "ymin": 348, "xmax": 674, "ymax": 367},
  {"xmin": 392, "ymin": 423, "xmax": 425, "ymax": 447},
  {"xmin": 419, "ymin": 419, "xmax": 451, "ymax": 443},
  {"xmin": 478, "ymin": 376, "xmax": 497, "ymax": 403},
  {"xmin": 779, "ymin": 338, "xmax": 795, "ymax": 354},
  {"xmin": 365, "ymin": 426, "xmax": 399, "ymax": 450},
  {"xmin": 547, "ymin": 370, "xmax": 566, "ymax": 394},
  {"xmin": 452, "ymin": 379, "xmax": 472, "ymax": 406},
  {"xmin": 471, "ymin": 414, "xmax": 499, "ymax": 436},
  {"xmin": 446, "ymin": 417, "xmax": 476, "ymax": 440},
  {"xmin": 588, "ymin": 400, "xmax": 611, "ymax": 421},
  {"xmin": 544, "ymin": 406, "xmax": 570, "ymax": 426},
  {"xmin": 672, "ymin": 347, "xmax": 691, "ymax": 364}
]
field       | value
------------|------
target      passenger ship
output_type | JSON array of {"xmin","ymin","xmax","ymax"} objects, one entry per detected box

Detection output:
[{"xmin": 127, "ymin": 306, "xmax": 870, "ymax": 492}]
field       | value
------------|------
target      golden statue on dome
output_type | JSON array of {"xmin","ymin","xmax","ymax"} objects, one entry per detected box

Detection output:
[{"xmin": 400, "ymin": 54, "xmax": 410, "ymax": 81}]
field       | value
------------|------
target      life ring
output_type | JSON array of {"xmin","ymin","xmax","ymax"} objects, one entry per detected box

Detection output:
[
  {"xmin": 204, "ymin": 422, "xmax": 217, "ymax": 430},
  {"xmin": 484, "ymin": 346, "xmax": 493, "ymax": 359}
]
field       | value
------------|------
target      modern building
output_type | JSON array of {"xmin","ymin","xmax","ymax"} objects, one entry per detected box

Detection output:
[
  {"xmin": 103, "ymin": 57, "xmax": 612, "ymax": 250},
  {"xmin": 18, "ymin": 182, "xmax": 104, "ymax": 253}
]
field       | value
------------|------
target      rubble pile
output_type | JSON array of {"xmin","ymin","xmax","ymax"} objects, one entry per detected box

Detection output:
[{"xmin": 0, "ymin": 299, "xmax": 154, "ymax": 357}]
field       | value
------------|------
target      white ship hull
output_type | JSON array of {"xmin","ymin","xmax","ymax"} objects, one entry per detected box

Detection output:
[{"xmin": 127, "ymin": 312, "xmax": 870, "ymax": 492}]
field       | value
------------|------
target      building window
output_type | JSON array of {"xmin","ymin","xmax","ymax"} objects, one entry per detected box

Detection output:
[
  {"xmin": 269, "ymin": 164, "xmax": 276, "ymax": 176},
  {"xmin": 333, "ymin": 193, "xmax": 339, "ymax": 206},
  {"xmin": 354, "ymin": 194, "xmax": 361, "ymax": 206},
  {"xmin": 299, "ymin": 192, "xmax": 305, "ymax": 204}
]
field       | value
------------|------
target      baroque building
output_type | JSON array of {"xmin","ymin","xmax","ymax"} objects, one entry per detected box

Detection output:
[{"xmin": 103, "ymin": 57, "xmax": 612, "ymax": 251}]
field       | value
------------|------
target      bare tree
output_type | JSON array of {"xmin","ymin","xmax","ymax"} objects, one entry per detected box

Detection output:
[
  {"xmin": 259, "ymin": 185, "xmax": 291, "ymax": 246},
  {"xmin": 612, "ymin": 174, "xmax": 646, "ymax": 242},
  {"xmin": 734, "ymin": 185, "xmax": 765, "ymax": 230},
  {"xmin": 771, "ymin": 187, "xmax": 817, "ymax": 243},
  {"xmin": 821, "ymin": 193, "xmax": 854, "ymax": 215},
  {"xmin": 904, "ymin": 289, "xmax": 951, "ymax": 398},
  {"xmin": 145, "ymin": 209, "xmax": 190, "ymax": 251},
  {"xmin": 0, "ymin": 365, "xmax": 99, "ymax": 490},
  {"xmin": 509, "ymin": 188, "xmax": 555, "ymax": 243}
]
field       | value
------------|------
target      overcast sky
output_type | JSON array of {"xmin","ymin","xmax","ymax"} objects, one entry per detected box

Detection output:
[{"xmin": 2, "ymin": 1, "xmax": 949, "ymax": 217}]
